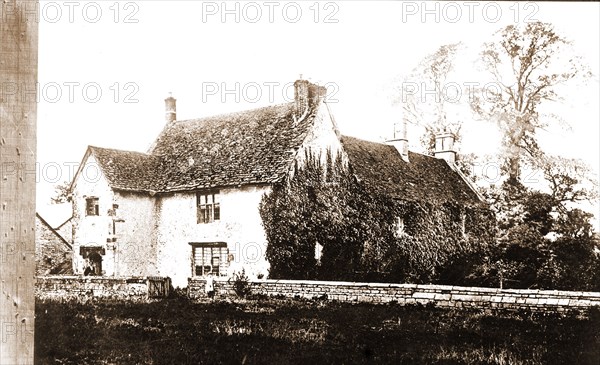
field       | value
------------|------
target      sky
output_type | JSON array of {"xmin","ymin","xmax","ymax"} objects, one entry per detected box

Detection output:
[{"xmin": 32, "ymin": 1, "xmax": 599, "ymax": 223}]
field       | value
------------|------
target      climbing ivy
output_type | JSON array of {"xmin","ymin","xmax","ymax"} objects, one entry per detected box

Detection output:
[{"xmin": 259, "ymin": 150, "xmax": 496, "ymax": 284}]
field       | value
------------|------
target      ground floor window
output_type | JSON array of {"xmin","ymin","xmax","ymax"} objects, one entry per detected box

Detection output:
[{"xmin": 191, "ymin": 242, "xmax": 228, "ymax": 277}]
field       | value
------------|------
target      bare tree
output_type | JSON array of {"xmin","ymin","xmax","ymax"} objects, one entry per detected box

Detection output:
[{"xmin": 470, "ymin": 22, "xmax": 591, "ymax": 183}]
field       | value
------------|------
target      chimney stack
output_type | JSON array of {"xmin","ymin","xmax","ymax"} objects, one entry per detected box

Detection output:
[
  {"xmin": 165, "ymin": 93, "xmax": 176, "ymax": 123},
  {"xmin": 434, "ymin": 128, "xmax": 456, "ymax": 164},
  {"xmin": 294, "ymin": 78, "xmax": 326, "ymax": 119},
  {"xmin": 386, "ymin": 119, "xmax": 409, "ymax": 162}
]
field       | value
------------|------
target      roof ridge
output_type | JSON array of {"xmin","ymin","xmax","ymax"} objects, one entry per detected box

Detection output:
[{"xmin": 174, "ymin": 101, "xmax": 294, "ymax": 124}]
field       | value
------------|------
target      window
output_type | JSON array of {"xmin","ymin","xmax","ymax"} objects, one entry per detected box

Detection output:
[
  {"xmin": 396, "ymin": 216, "xmax": 405, "ymax": 236},
  {"xmin": 85, "ymin": 197, "xmax": 99, "ymax": 216},
  {"xmin": 191, "ymin": 242, "xmax": 228, "ymax": 277},
  {"xmin": 197, "ymin": 190, "xmax": 220, "ymax": 223}
]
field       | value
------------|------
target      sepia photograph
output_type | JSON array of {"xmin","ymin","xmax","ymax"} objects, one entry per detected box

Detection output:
[{"xmin": 1, "ymin": 1, "xmax": 600, "ymax": 364}]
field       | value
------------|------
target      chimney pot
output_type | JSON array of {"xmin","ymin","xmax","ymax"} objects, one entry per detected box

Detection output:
[{"xmin": 165, "ymin": 93, "xmax": 176, "ymax": 123}]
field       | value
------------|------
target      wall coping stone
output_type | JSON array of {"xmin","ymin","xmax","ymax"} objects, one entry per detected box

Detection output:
[{"xmin": 188, "ymin": 277, "xmax": 600, "ymax": 309}]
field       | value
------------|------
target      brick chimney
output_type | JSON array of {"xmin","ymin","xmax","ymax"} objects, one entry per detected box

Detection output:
[
  {"xmin": 165, "ymin": 93, "xmax": 176, "ymax": 123},
  {"xmin": 294, "ymin": 79, "xmax": 326, "ymax": 119},
  {"xmin": 386, "ymin": 119, "xmax": 409, "ymax": 162},
  {"xmin": 434, "ymin": 129, "xmax": 456, "ymax": 164}
]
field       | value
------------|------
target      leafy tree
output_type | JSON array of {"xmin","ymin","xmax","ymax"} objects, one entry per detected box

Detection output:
[
  {"xmin": 486, "ymin": 161, "xmax": 599, "ymax": 290},
  {"xmin": 536, "ymin": 155, "xmax": 599, "ymax": 209},
  {"xmin": 470, "ymin": 22, "xmax": 591, "ymax": 182},
  {"xmin": 50, "ymin": 181, "xmax": 71, "ymax": 204},
  {"xmin": 392, "ymin": 22, "xmax": 598, "ymax": 290},
  {"xmin": 555, "ymin": 209, "xmax": 595, "ymax": 240}
]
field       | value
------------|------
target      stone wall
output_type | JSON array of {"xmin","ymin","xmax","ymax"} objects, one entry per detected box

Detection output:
[
  {"xmin": 188, "ymin": 278, "xmax": 600, "ymax": 311},
  {"xmin": 112, "ymin": 191, "xmax": 160, "ymax": 277},
  {"xmin": 35, "ymin": 215, "xmax": 73, "ymax": 276},
  {"xmin": 36, "ymin": 276, "xmax": 171, "ymax": 302}
]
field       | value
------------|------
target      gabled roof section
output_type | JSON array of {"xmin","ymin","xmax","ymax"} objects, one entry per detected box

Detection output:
[
  {"xmin": 77, "ymin": 102, "xmax": 317, "ymax": 193},
  {"xmin": 341, "ymin": 136, "xmax": 484, "ymax": 207},
  {"xmin": 150, "ymin": 102, "xmax": 314, "ymax": 191},
  {"xmin": 88, "ymin": 146, "xmax": 163, "ymax": 192}
]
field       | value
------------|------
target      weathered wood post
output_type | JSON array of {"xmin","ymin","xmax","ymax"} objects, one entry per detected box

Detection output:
[{"xmin": 1, "ymin": 0, "xmax": 38, "ymax": 363}]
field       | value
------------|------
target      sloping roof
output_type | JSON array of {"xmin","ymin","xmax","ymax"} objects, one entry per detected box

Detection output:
[
  {"xmin": 341, "ymin": 136, "xmax": 483, "ymax": 207},
  {"xmin": 89, "ymin": 147, "xmax": 163, "ymax": 192},
  {"xmin": 86, "ymin": 102, "xmax": 315, "ymax": 193},
  {"xmin": 35, "ymin": 213, "xmax": 72, "ymax": 250},
  {"xmin": 152, "ymin": 103, "xmax": 315, "ymax": 191},
  {"xmin": 37, "ymin": 203, "xmax": 72, "ymax": 228}
]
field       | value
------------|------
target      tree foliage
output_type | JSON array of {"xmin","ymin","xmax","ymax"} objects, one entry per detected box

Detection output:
[
  {"xmin": 470, "ymin": 22, "xmax": 591, "ymax": 182},
  {"xmin": 51, "ymin": 181, "xmax": 71, "ymax": 204},
  {"xmin": 260, "ymin": 147, "xmax": 598, "ymax": 290},
  {"xmin": 486, "ymin": 175, "xmax": 600, "ymax": 291}
]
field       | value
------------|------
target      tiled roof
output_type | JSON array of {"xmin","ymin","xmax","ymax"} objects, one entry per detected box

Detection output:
[
  {"xmin": 84, "ymin": 101, "xmax": 482, "ymax": 206},
  {"xmin": 341, "ymin": 136, "xmax": 483, "ymax": 206},
  {"xmin": 89, "ymin": 147, "xmax": 163, "ymax": 192},
  {"xmin": 151, "ymin": 102, "xmax": 314, "ymax": 191},
  {"xmin": 89, "ymin": 102, "xmax": 315, "ymax": 192}
]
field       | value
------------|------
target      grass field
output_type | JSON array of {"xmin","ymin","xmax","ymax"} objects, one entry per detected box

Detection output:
[{"xmin": 35, "ymin": 295, "xmax": 600, "ymax": 364}]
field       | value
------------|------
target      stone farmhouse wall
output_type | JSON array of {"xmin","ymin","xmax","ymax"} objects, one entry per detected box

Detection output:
[
  {"xmin": 36, "ymin": 276, "xmax": 171, "ymax": 301},
  {"xmin": 188, "ymin": 278, "xmax": 600, "ymax": 311},
  {"xmin": 35, "ymin": 215, "xmax": 72, "ymax": 276}
]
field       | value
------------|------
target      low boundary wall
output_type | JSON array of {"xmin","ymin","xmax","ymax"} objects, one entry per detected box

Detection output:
[
  {"xmin": 188, "ymin": 278, "xmax": 600, "ymax": 311},
  {"xmin": 36, "ymin": 276, "xmax": 171, "ymax": 301}
]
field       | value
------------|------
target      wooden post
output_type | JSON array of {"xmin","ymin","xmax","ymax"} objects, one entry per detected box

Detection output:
[{"xmin": 1, "ymin": 1, "xmax": 38, "ymax": 363}]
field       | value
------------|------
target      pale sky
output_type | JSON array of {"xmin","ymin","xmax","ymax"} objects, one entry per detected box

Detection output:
[{"xmin": 34, "ymin": 1, "xmax": 599, "ymax": 223}]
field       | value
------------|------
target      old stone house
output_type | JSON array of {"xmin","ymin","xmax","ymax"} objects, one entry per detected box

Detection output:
[
  {"xmin": 69, "ymin": 79, "xmax": 486, "ymax": 287},
  {"xmin": 70, "ymin": 80, "xmax": 342, "ymax": 287}
]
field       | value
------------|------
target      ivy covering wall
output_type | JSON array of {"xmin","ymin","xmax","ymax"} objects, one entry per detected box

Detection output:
[{"xmin": 259, "ymin": 151, "xmax": 496, "ymax": 284}]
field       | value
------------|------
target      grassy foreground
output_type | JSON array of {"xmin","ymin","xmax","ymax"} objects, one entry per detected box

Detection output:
[{"xmin": 35, "ymin": 295, "xmax": 599, "ymax": 365}]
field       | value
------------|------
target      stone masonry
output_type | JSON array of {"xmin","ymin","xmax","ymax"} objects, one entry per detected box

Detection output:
[
  {"xmin": 189, "ymin": 278, "xmax": 600, "ymax": 311},
  {"xmin": 36, "ymin": 276, "xmax": 171, "ymax": 302}
]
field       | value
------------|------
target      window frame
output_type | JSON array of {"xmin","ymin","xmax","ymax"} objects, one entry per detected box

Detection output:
[
  {"xmin": 85, "ymin": 197, "xmax": 100, "ymax": 216},
  {"xmin": 190, "ymin": 242, "xmax": 228, "ymax": 277},
  {"xmin": 196, "ymin": 190, "xmax": 220, "ymax": 224}
]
